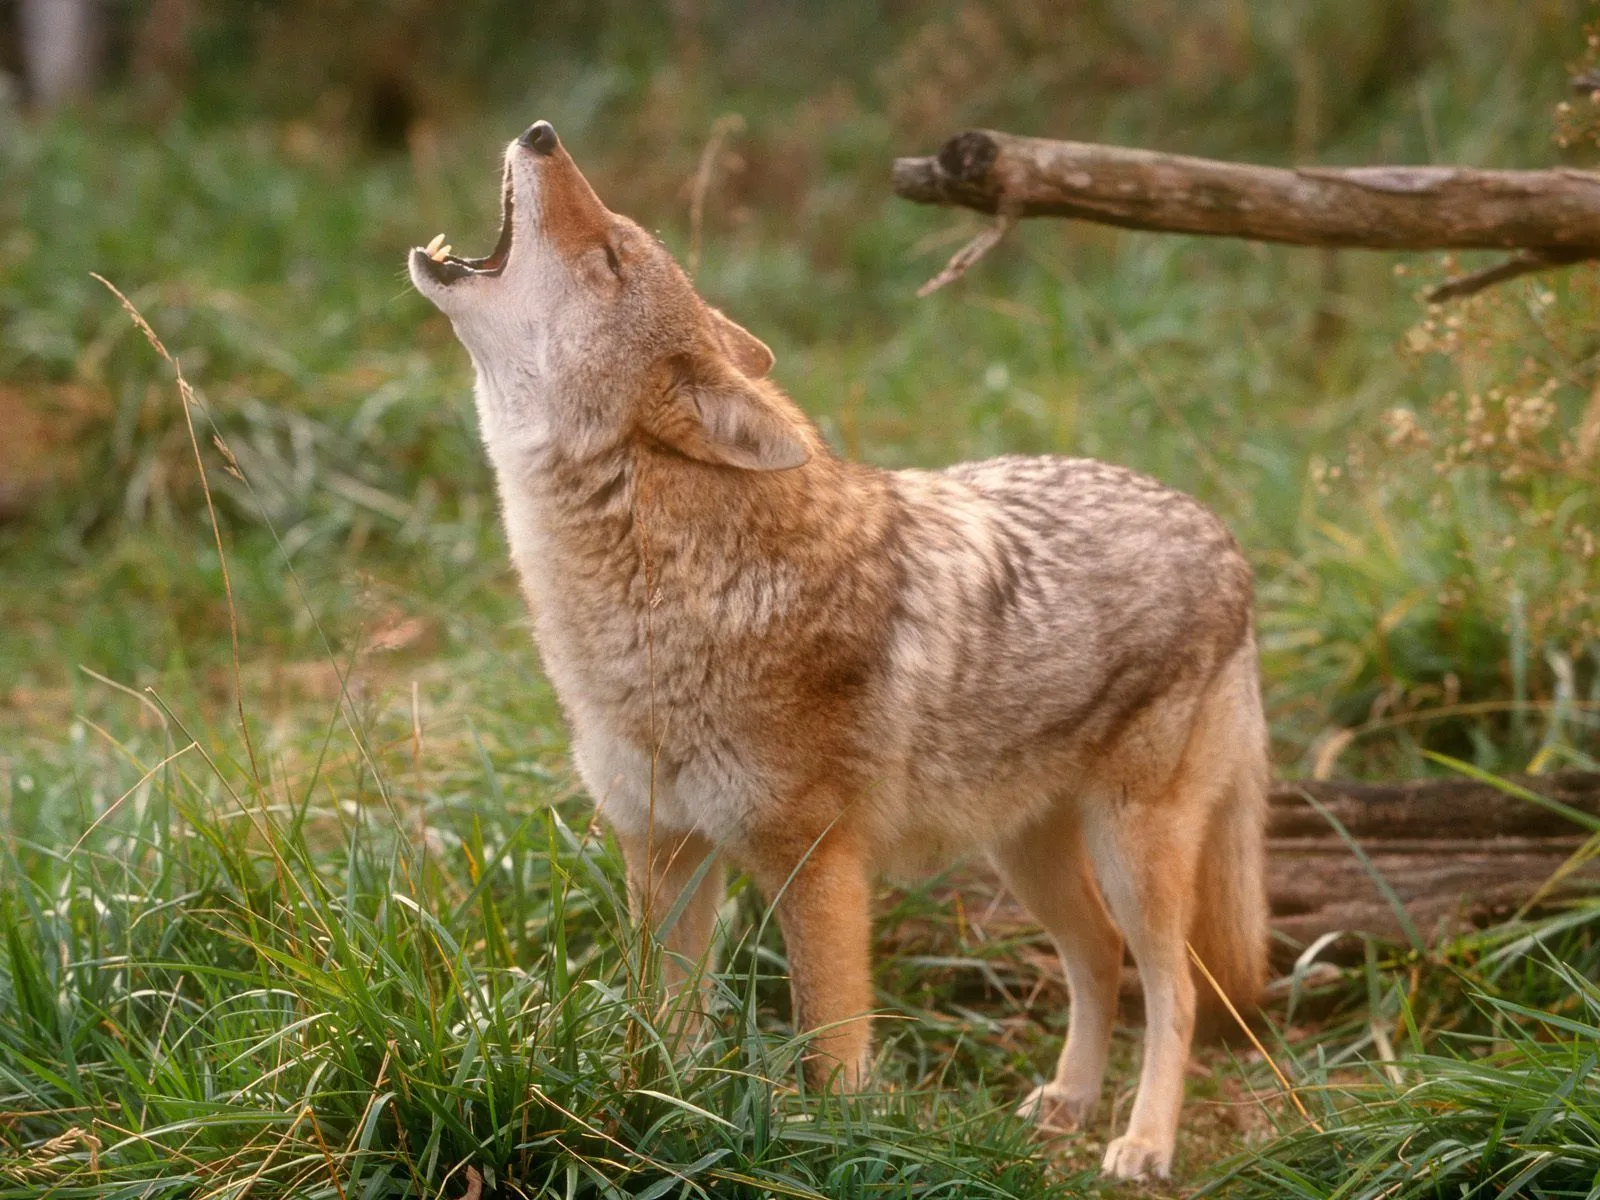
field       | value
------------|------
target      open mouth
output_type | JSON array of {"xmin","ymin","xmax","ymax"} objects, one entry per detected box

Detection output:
[{"xmin": 414, "ymin": 173, "xmax": 514, "ymax": 285}]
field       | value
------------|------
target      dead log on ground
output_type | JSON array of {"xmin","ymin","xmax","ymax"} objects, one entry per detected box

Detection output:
[
  {"xmin": 1266, "ymin": 772, "xmax": 1600, "ymax": 958},
  {"xmin": 892, "ymin": 129, "xmax": 1600, "ymax": 300}
]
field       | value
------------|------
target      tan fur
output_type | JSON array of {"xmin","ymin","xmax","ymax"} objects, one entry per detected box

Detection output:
[
  {"xmin": 408, "ymin": 124, "xmax": 1271, "ymax": 1181},
  {"xmin": 530, "ymin": 140, "xmax": 614, "ymax": 264}
]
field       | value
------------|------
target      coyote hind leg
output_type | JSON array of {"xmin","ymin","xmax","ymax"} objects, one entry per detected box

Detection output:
[
  {"xmin": 994, "ymin": 802, "xmax": 1123, "ymax": 1132},
  {"xmin": 1086, "ymin": 785, "xmax": 1210, "ymax": 1181}
]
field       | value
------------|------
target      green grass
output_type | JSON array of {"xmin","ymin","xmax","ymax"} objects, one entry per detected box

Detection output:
[
  {"xmin": 0, "ymin": 701, "xmax": 1082, "ymax": 1197},
  {"xmin": 1207, "ymin": 956, "xmax": 1600, "ymax": 1200},
  {"xmin": 5, "ymin": 1, "xmax": 1600, "ymax": 1194}
]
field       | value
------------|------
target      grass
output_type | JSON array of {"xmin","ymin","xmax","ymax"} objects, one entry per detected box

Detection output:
[
  {"xmin": 1, "ymin": 718, "xmax": 1080, "ymax": 1197},
  {"xmin": 4, "ymin": 0, "xmax": 1600, "ymax": 1194},
  {"xmin": 1208, "ymin": 957, "xmax": 1600, "ymax": 1200}
]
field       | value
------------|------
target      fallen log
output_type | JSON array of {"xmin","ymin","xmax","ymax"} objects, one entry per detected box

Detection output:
[
  {"xmin": 891, "ymin": 129, "xmax": 1600, "ymax": 300},
  {"xmin": 1265, "ymin": 772, "xmax": 1600, "ymax": 958}
]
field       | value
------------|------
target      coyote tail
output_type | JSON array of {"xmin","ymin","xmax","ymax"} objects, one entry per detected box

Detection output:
[{"xmin": 1189, "ymin": 715, "xmax": 1270, "ymax": 1022}]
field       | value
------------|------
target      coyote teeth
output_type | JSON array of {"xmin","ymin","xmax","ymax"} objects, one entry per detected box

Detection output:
[
  {"xmin": 425, "ymin": 233, "xmax": 450, "ymax": 261},
  {"xmin": 432, "ymin": 244, "xmax": 453, "ymax": 262}
]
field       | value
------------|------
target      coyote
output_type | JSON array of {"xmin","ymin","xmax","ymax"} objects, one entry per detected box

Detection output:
[{"xmin": 408, "ymin": 120, "xmax": 1269, "ymax": 1180}]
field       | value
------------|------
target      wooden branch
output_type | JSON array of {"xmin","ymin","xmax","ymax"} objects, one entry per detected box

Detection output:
[
  {"xmin": 916, "ymin": 213, "xmax": 1015, "ymax": 297},
  {"xmin": 1428, "ymin": 249, "xmax": 1590, "ymax": 302},
  {"xmin": 893, "ymin": 129, "xmax": 1600, "ymax": 298}
]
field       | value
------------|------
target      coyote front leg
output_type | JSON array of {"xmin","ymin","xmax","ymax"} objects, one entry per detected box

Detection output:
[
  {"xmin": 747, "ymin": 822, "xmax": 873, "ymax": 1090},
  {"xmin": 615, "ymin": 829, "xmax": 724, "ymax": 1028}
]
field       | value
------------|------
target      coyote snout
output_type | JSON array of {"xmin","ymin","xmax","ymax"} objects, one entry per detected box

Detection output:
[{"xmin": 409, "ymin": 121, "xmax": 1270, "ymax": 1182}]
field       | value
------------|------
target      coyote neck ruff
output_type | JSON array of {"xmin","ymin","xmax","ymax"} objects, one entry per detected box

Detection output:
[{"xmin": 409, "ymin": 120, "xmax": 1270, "ymax": 1183}]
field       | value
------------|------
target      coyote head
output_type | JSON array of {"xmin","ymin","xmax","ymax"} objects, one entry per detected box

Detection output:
[{"xmin": 409, "ymin": 121, "xmax": 813, "ymax": 471}]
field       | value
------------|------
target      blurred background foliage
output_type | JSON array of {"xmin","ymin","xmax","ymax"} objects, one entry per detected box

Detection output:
[{"xmin": 3, "ymin": 0, "xmax": 1599, "ymax": 776}]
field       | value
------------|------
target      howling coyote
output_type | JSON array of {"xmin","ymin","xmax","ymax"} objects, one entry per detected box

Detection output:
[{"xmin": 409, "ymin": 120, "xmax": 1268, "ymax": 1181}]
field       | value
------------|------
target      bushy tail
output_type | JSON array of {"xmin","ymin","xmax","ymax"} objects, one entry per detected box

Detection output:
[{"xmin": 1189, "ymin": 686, "xmax": 1270, "ymax": 1026}]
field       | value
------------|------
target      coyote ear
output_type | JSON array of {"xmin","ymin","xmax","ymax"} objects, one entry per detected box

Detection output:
[
  {"xmin": 706, "ymin": 306, "xmax": 775, "ymax": 378},
  {"xmin": 654, "ymin": 362, "xmax": 810, "ymax": 471}
]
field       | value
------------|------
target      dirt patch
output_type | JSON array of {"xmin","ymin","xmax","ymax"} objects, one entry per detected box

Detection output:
[{"xmin": 0, "ymin": 382, "xmax": 106, "ymax": 520}]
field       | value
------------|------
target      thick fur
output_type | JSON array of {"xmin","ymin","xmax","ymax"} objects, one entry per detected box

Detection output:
[{"xmin": 408, "ymin": 126, "xmax": 1270, "ymax": 1181}]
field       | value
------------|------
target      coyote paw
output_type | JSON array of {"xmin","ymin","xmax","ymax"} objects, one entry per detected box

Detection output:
[
  {"xmin": 1016, "ymin": 1083, "xmax": 1097, "ymax": 1132},
  {"xmin": 1101, "ymin": 1133, "xmax": 1173, "ymax": 1181}
]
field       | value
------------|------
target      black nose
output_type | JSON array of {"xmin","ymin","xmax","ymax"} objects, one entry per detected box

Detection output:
[{"xmin": 518, "ymin": 121, "xmax": 558, "ymax": 155}]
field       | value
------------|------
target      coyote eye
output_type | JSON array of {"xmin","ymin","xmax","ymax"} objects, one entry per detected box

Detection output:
[{"xmin": 603, "ymin": 242, "xmax": 622, "ymax": 277}]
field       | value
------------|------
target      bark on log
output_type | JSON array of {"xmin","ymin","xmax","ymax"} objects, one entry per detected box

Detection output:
[
  {"xmin": 1265, "ymin": 772, "xmax": 1600, "ymax": 959},
  {"xmin": 892, "ymin": 129, "xmax": 1600, "ymax": 299}
]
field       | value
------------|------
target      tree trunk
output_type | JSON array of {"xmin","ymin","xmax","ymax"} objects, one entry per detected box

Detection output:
[{"xmin": 19, "ymin": 0, "xmax": 101, "ymax": 109}]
